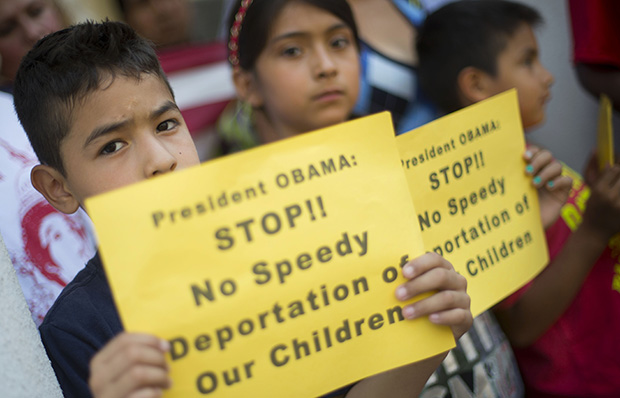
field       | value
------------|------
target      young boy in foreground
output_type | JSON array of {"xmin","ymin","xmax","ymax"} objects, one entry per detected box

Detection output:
[
  {"xmin": 13, "ymin": 20, "xmax": 200, "ymax": 397},
  {"xmin": 14, "ymin": 21, "xmax": 472, "ymax": 397},
  {"xmin": 417, "ymin": 1, "xmax": 620, "ymax": 396}
]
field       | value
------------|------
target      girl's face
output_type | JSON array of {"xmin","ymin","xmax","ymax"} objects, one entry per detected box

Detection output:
[{"xmin": 240, "ymin": 1, "xmax": 360, "ymax": 138}]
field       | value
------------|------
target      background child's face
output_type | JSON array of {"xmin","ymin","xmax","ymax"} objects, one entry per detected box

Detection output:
[
  {"xmin": 247, "ymin": 2, "xmax": 360, "ymax": 137},
  {"xmin": 58, "ymin": 74, "xmax": 199, "ymax": 209},
  {"xmin": 485, "ymin": 23, "xmax": 554, "ymax": 129},
  {"xmin": 0, "ymin": 0, "xmax": 63, "ymax": 81},
  {"xmin": 123, "ymin": 0, "xmax": 191, "ymax": 48}
]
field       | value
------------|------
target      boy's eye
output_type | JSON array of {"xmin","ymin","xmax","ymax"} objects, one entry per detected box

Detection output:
[
  {"xmin": 156, "ymin": 119, "xmax": 179, "ymax": 132},
  {"xmin": 100, "ymin": 141, "xmax": 124, "ymax": 155}
]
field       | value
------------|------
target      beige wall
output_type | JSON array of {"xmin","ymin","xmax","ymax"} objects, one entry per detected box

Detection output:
[
  {"xmin": 57, "ymin": 0, "xmax": 121, "ymax": 23},
  {"xmin": 0, "ymin": 234, "xmax": 63, "ymax": 398},
  {"xmin": 57, "ymin": 0, "xmax": 225, "ymax": 42}
]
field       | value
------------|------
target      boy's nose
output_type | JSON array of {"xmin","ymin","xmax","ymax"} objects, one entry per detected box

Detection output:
[
  {"xmin": 144, "ymin": 138, "xmax": 178, "ymax": 177},
  {"xmin": 542, "ymin": 65, "xmax": 554, "ymax": 87}
]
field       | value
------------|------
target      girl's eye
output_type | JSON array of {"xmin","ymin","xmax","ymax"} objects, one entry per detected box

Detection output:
[
  {"xmin": 156, "ymin": 119, "xmax": 179, "ymax": 132},
  {"xmin": 281, "ymin": 46, "xmax": 302, "ymax": 57},
  {"xmin": 100, "ymin": 141, "xmax": 124, "ymax": 155},
  {"xmin": 331, "ymin": 37, "xmax": 350, "ymax": 49}
]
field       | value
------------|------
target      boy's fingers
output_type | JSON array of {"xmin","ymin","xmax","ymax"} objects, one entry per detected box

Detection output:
[
  {"xmin": 90, "ymin": 333, "xmax": 170, "ymax": 396},
  {"xmin": 115, "ymin": 366, "xmax": 171, "ymax": 397},
  {"xmin": 99, "ymin": 343, "xmax": 169, "ymax": 385},
  {"xmin": 603, "ymin": 165, "xmax": 620, "ymax": 187},
  {"xmin": 128, "ymin": 388, "xmax": 164, "ymax": 398},
  {"xmin": 94, "ymin": 365, "xmax": 170, "ymax": 398},
  {"xmin": 94, "ymin": 333, "xmax": 168, "ymax": 366}
]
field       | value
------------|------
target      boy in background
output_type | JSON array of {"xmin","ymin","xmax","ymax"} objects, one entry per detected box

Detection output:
[{"xmin": 417, "ymin": 1, "xmax": 620, "ymax": 397}]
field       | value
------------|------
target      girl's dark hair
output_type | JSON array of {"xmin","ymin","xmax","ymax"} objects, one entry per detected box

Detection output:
[{"xmin": 227, "ymin": 0, "xmax": 359, "ymax": 71}]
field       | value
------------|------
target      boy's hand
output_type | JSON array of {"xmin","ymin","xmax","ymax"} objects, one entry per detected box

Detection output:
[
  {"xmin": 583, "ymin": 150, "xmax": 620, "ymax": 187},
  {"xmin": 524, "ymin": 146, "xmax": 572, "ymax": 229},
  {"xmin": 395, "ymin": 252, "xmax": 472, "ymax": 340},
  {"xmin": 89, "ymin": 332, "xmax": 172, "ymax": 398},
  {"xmin": 582, "ymin": 164, "xmax": 620, "ymax": 241}
]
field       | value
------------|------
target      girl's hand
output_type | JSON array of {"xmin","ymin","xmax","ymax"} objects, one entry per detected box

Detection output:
[
  {"xmin": 524, "ymin": 146, "xmax": 572, "ymax": 229},
  {"xmin": 395, "ymin": 252, "xmax": 472, "ymax": 340}
]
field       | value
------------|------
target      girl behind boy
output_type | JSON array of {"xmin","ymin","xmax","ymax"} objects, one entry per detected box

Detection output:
[
  {"xmin": 222, "ymin": 1, "xmax": 574, "ymax": 397},
  {"xmin": 216, "ymin": 1, "xmax": 574, "ymax": 397}
]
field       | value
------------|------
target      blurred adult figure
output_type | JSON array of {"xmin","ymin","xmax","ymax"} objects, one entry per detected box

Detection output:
[
  {"xmin": 0, "ymin": 0, "xmax": 65, "ymax": 92},
  {"xmin": 0, "ymin": 1, "xmax": 96, "ymax": 324}
]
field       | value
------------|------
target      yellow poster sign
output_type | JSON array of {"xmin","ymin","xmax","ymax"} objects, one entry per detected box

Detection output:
[
  {"xmin": 597, "ymin": 93, "xmax": 614, "ymax": 171},
  {"xmin": 397, "ymin": 90, "xmax": 549, "ymax": 316},
  {"xmin": 86, "ymin": 112, "xmax": 455, "ymax": 398}
]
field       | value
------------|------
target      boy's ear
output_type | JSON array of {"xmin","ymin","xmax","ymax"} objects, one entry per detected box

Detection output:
[
  {"xmin": 457, "ymin": 66, "xmax": 494, "ymax": 105},
  {"xmin": 31, "ymin": 165, "xmax": 80, "ymax": 214},
  {"xmin": 232, "ymin": 68, "xmax": 264, "ymax": 108}
]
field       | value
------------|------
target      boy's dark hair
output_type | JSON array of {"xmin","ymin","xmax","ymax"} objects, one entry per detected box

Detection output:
[
  {"xmin": 417, "ymin": 0, "xmax": 542, "ymax": 113},
  {"xmin": 13, "ymin": 20, "xmax": 172, "ymax": 176},
  {"xmin": 227, "ymin": 0, "xmax": 359, "ymax": 71}
]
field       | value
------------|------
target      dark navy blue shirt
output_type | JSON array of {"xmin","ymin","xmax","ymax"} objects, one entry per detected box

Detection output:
[{"xmin": 39, "ymin": 254, "xmax": 122, "ymax": 398}]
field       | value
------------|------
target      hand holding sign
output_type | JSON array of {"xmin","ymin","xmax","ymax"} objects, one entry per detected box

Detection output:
[
  {"xmin": 88, "ymin": 333, "xmax": 172, "ymax": 398},
  {"xmin": 523, "ymin": 146, "xmax": 572, "ymax": 229},
  {"xmin": 397, "ymin": 90, "xmax": 549, "ymax": 316}
]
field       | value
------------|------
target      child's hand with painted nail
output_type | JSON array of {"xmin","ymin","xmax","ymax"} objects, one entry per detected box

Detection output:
[
  {"xmin": 89, "ymin": 332, "xmax": 172, "ymax": 398},
  {"xmin": 396, "ymin": 252, "xmax": 472, "ymax": 340},
  {"xmin": 524, "ymin": 145, "xmax": 572, "ymax": 229}
]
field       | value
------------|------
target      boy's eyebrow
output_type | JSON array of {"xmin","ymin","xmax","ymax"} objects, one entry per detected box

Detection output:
[
  {"xmin": 150, "ymin": 100, "xmax": 181, "ymax": 121},
  {"xmin": 83, "ymin": 120, "xmax": 130, "ymax": 149},
  {"xmin": 269, "ymin": 23, "xmax": 350, "ymax": 45},
  {"xmin": 83, "ymin": 100, "xmax": 180, "ymax": 149}
]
